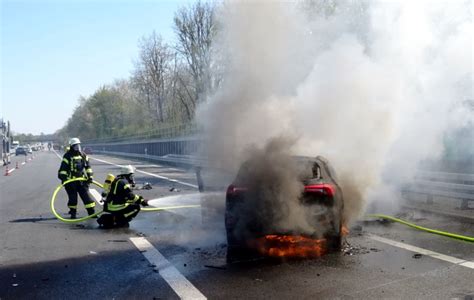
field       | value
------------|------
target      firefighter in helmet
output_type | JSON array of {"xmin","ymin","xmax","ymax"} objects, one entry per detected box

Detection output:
[
  {"xmin": 57, "ymin": 138, "xmax": 95, "ymax": 219},
  {"xmin": 97, "ymin": 165, "xmax": 149, "ymax": 228}
]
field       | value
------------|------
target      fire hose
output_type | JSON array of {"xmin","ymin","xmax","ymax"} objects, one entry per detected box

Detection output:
[
  {"xmin": 51, "ymin": 178, "xmax": 200, "ymax": 223},
  {"xmin": 366, "ymin": 214, "xmax": 474, "ymax": 243}
]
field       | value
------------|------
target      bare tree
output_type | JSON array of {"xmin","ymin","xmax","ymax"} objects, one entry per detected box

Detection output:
[
  {"xmin": 133, "ymin": 32, "xmax": 172, "ymax": 124},
  {"xmin": 174, "ymin": 1, "xmax": 216, "ymax": 103}
]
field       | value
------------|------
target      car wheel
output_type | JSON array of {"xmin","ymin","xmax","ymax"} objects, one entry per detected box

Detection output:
[{"xmin": 324, "ymin": 210, "xmax": 342, "ymax": 251}]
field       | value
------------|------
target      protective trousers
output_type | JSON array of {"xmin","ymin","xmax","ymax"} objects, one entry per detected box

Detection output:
[
  {"xmin": 65, "ymin": 181, "xmax": 95, "ymax": 213},
  {"xmin": 113, "ymin": 203, "xmax": 141, "ymax": 224},
  {"xmin": 98, "ymin": 204, "xmax": 140, "ymax": 228}
]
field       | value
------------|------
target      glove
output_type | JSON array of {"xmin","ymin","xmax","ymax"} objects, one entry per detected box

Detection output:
[
  {"xmin": 141, "ymin": 199, "xmax": 149, "ymax": 206},
  {"xmin": 87, "ymin": 177, "xmax": 93, "ymax": 184}
]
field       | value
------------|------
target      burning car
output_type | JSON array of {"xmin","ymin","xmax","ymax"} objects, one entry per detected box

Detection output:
[{"xmin": 225, "ymin": 156, "xmax": 344, "ymax": 262}]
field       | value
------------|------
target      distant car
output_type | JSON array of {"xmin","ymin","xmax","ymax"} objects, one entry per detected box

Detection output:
[
  {"xmin": 26, "ymin": 147, "xmax": 33, "ymax": 154},
  {"xmin": 15, "ymin": 147, "xmax": 27, "ymax": 156},
  {"xmin": 225, "ymin": 156, "xmax": 344, "ymax": 262},
  {"xmin": 83, "ymin": 147, "xmax": 93, "ymax": 155},
  {"xmin": 31, "ymin": 146, "xmax": 38, "ymax": 151}
]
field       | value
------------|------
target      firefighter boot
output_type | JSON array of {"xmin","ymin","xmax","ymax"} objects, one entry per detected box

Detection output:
[
  {"xmin": 87, "ymin": 207, "xmax": 97, "ymax": 218},
  {"xmin": 68, "ymin": 209, "xmax": 77, "ymax": 219}
]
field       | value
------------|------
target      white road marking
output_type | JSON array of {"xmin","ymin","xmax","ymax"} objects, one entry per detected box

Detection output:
[
  {"xmin": 91, "ymin": 157, "xmax": 199, "ymax": 189},
  {"xmin": 368, "ymin": 234, "xmax": 474, "ymax": 269},
  {"xmin": 54, "ymin": 150, "xmax": 203, "ymax": 297},
  {"xmin": 89, "ymin": 189, "xmax": 103, "ymax": 205},
  {"xmin": 21, "ymin": 162, "xmax": 25, "ymax": 165},
  {"xmin": 52, "ymin": 149, "xmax": 62, "ymax": 159},
  {"xmin": 6, "ymin": 168, "xmax": 16, "ymax": 174},
  {"xmin": 130, "ymin": 237, "xmax": 207, "ymax": 300}
]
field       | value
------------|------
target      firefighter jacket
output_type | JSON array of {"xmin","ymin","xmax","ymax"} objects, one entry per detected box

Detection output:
[
  {"xmin": 105, "ymin": 177, "xmax": 146, "ymax": 212},
  {"xmin": 58, "ymin": 150, "xmax": 93, "ymax": 182}
]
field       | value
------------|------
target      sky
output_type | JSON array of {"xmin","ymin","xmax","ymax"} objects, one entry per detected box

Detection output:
[{"xmin": 1, "ymin": 0, "xmax": 196, "ymax": 135}]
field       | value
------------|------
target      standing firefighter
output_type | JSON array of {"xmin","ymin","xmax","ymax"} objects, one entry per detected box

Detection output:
[
  {"xmin": 58, "ymin": 138, "xmax": 95, "ymax": 219},
  {"xmin": 97, "ymin": 165, "xmax": 148, "ymax": 228}
]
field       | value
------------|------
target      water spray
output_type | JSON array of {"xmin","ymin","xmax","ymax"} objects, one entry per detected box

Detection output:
[{"xmin": 50, "ymin": 177, "xmax": 200, "ymax": 224}]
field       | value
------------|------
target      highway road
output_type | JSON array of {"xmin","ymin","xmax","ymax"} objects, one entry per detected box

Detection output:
[{"xmin": 1, "ymin": 150, "xmax": 473, "ymax": 299}]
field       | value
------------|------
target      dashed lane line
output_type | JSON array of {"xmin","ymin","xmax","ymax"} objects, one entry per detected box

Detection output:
[
  {"xmin": 90, "ymin": 156, "xmax": 199, "ymax": 189},
  {"xmin": 54, "ymin": 149, "xmax": 205, "ymax": 298},
  {"xmin": 130, "ymin": 237, "xmax": 207, "ymax": 300},
  {"xmin": 54, "ymin": 149, "xmax": 206, "ymax": 297},
  {"xmin": 368, "ymin": 234, "xmax": 474, "ymax": 269}
]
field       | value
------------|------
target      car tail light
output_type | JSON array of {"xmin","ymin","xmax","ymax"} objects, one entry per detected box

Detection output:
[
  {"xmin": 226, "ymin": 184, "xmax": 248, "ymax": 197},
  {"xmin": 304, "ymin": 184, "xmax": 336, "ymax": 197}
]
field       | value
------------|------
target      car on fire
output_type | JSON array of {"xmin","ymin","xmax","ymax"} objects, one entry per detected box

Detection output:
[{"xmin": 225, "ymin": 156, "xmax": 344, "ymax": 262}]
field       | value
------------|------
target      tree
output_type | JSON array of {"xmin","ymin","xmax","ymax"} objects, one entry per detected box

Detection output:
[
  {"xmin": 174, "ymin": 1, "xmax": 217, "ymax": 103},
  {"xmin": 133, "ymin": 32, "xmax": 172, "ymax": 124}
]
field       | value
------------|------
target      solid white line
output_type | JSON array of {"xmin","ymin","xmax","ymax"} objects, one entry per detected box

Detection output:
[
  {"xmin": 129, "ymin": 237, "xmax": 207, "ymax": 300},
  {"xmin": 91, "ymin": 157, "xmax": 199, "ymax": 189},
  {"xmin": 89, "ymin": 189, "xmax": 103, "ymax": 205},
  {"xmin": 52, "ymin": 149, "xmax": 62, "ymax": 159},
  {"xmin": 368, "ymin": 234, "xmax": 474, "ymax": 269}
]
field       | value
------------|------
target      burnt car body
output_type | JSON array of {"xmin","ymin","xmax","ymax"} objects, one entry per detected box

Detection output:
[{"xmin": 225, "ymin": 156, "xmax": 344, "ymax": 261}]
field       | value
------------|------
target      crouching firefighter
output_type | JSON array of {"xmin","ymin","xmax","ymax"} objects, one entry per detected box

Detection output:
[
  {"xmin": 57, "ymin": 138, "xmax": 96, "ymax": 219},
  {"xmin": 97, "ymin": 165, "xmax": 149, "ymax": 228}
]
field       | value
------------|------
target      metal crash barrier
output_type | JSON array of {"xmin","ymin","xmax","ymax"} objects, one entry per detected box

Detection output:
[{"xmin": 402, "ymin": 171, "xmax": 474, "ymax": 209}]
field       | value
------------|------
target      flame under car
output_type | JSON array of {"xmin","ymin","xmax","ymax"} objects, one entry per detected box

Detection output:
[{"xmin": 225, "ymin": 156, "xmax": 344, "ymax": 262}]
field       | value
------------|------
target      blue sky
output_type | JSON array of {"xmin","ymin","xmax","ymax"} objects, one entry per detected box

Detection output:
[{"xmin": 1, "ymin": 0, "xmax": 195, "ymax": 135}]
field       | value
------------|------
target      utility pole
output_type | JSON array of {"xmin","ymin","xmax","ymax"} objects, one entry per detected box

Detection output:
[{"xmin": 1, "ymin": 119, "xmax": 12, "ymax": 166}]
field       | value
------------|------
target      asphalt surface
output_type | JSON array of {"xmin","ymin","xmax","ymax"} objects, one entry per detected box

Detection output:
[{"xmin": 1, "ymin": 150, "xmax": 473, "ymax": 299}]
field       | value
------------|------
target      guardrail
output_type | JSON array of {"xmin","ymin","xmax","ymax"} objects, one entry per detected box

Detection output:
[
  {"xmin": 85, "ymin": 136, "xmax": 202, "ymax": 159},
  {"xmin": 87, "ymin": 138, "xmax": 474, "ymax": 210},
  {"xmin": 92, "ymin": 150, "xmax": 208, "ymax": 169},
  {"xmin": 83, "ymin": 123, "xmax": 199, "ymax": 144},
  {"xmin": 402, "ymin": 171, "xmax": 474, "ymax": 209}
]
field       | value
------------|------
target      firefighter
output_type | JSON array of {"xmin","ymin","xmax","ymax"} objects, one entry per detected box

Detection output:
[
  {"xmin": 58, "ymin": 138, "xmax": 96, "ymax": 219},
  {"xmin": 97, "ymin": 165, "xmax": 149, "ymax": 228}
]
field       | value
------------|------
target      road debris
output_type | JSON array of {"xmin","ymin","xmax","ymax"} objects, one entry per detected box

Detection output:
[
  {"xmin": 412, "ymin": 253, "xmax": 422, "ymax": 259},
  {"xmin": 342, "ymin": 242, "xmax": 370, "ymax": 255},
  {"xmin": 204, "ymin": 265, "xmax": 226, "ymax": 270}
]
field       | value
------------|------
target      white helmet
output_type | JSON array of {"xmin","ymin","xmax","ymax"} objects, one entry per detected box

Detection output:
[
  {"xmin": 69, "ymin": 137, "xmax": 81, "ymax": 146},
  {"xmin": 120, "ymin": 165, "xmax": 135, "ymax": 175}
]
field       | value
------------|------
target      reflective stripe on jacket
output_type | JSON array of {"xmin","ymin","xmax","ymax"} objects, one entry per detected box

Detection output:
[
  {"xmin": 58, "ymin": 151, "xmax": 93, "ymax": 182},
  {"xmin": 105, "ymin": 177, "xmax": 143, "ymax": 211}
]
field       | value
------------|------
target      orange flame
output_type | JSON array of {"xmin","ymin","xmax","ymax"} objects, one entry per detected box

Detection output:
[
  {"xmin": 251, "ymin": 235, "xmax": 327, "ymax": 258},
  {"xmin": 341, "ymin": 225, "xmax": 349, "ymax": 236}
]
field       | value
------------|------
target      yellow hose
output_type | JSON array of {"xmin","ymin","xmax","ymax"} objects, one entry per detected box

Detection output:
[
  {"xmin": 367, "ymin": 214, "xmax": 474, "ymax": 243},
  {"xmin": 51, "ymin": 178, "xmax": 201, "ymax": 223},
  {"xmin": 51, "ymin": 178, "xmax": 104, "ymax": 223}
]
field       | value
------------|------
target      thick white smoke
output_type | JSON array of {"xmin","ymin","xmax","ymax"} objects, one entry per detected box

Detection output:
[{"xmin": 197, "ymin": 0, "xmax": 473, "ymax": 226}]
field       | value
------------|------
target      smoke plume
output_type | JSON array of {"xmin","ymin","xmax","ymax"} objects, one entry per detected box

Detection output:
[{"xmin": 197, "ymin": 0, "xmax": 473, "ymax": 229}]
